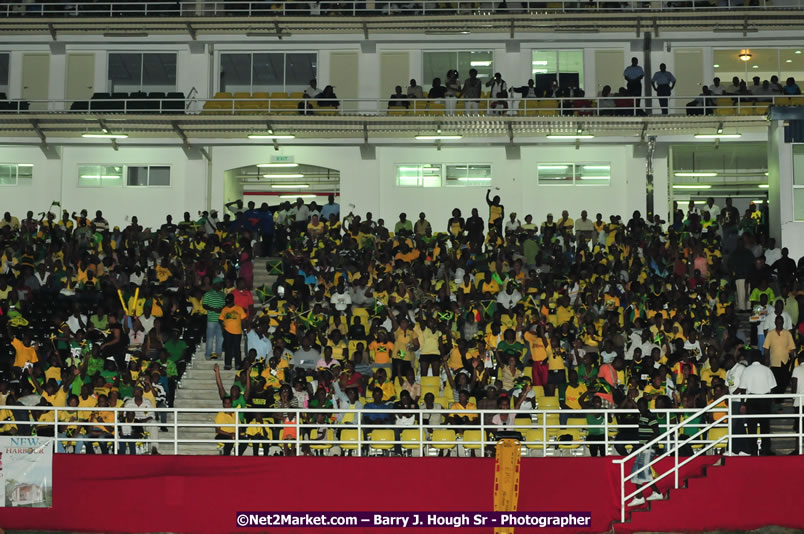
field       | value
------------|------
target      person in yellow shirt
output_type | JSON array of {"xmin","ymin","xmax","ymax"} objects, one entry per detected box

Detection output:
[
  {"xmin": 387, "ymin": 308, "xmax": 419, "ymax": 380},
  {"xmin": 215, "ymin": 397, "xmax": 246, "ymax": 456},
  {"xmin": 307, "ymin": 214, "xmax": 326, "ymax": 239},
  {"xmin": 449, "ymin": 390, "xmax": 478, "ymax": 427},
  {"xmin": 763, "ymin": 315, "xmax": 796, "ymax": 390},
  {"xmin": 486, "ymin": 189, "xmax": 504, "ymax": 234},
  {"xmin": 367, "ymin": 368, "xmax": 396, "ymax": 402},
  {"xmin": 700, "ymin": 355, "xmax": 726, "ymax": 387},
  {"xmin": 11, "ymin": 333, "xmax": 38, "ymax": 368},
  {"xmin": 85, "ymin": 394, "xmax": 115, "ymax": 454},
  {"xmin": 368, "ymin": 330, "xmax": 394, "ymax": 369},
  {"xmin": 524, "ymin": 324, "xmax": 549, "ymax": 387},
  {"xmin": 563, "ymin": 371, "xmax": 588, "ymax": 412},
  {"xmin": 642, "ymin": 374, "xmax": 667, "ymax": 409},
  {"xmin": 220, "ymin": 293, "xmax": 247, "ymax": 370},
  {"xmin": 0, "ymin": 407, "xmax": 17, "ymax": 435}
]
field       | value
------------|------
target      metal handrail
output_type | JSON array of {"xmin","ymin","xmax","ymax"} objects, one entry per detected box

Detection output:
[
  {"xmin": 0, "ymin": 0, "xmax": 793, "ymax": 18},
  {"xmin": 0, "ymin": 94, "xmax": 793, "ymax": 117},
  {"xmin": 613, "ymin": 393, "xmax": 804, "ymax": 523}
]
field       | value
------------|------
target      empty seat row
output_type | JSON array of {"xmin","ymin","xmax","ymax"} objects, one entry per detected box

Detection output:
[{"xmin": 202, "ymin": 91, "xmax": 306, "ymax": 114}]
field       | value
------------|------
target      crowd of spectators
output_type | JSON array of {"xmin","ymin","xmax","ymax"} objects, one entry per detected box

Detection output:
[{"xmin": 0, "ymin": 191, "xmax": 802, "ymax": 459}]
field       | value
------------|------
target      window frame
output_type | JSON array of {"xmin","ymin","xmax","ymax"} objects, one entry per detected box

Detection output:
[
  {"xmin": 107, "ymin": 52, "xmax": 178, "ymax": 93},
  {"xmin": 395, "ymin": 163, "xmax": 493, "ymax": 188},
  {"xmin": 0, "ymin": 163, "xmax": 32, "ymax": 186},
  {"xmin": 444, "ymin": 163, "xmax": 492, "ymax": 187},
  {"xmin": 536, "ymin": 163, "xmax": 610, "ymax": 186},
  {"xmin": 421, "ymin": 50, "xmax": 494, "ymax": 90},
  {"xmin": 531, "ymin": 49, "xmax": 585, "ymax": 92},
  {"xmin": 218, "ymin": 51, "xmax": 318, "ymax": 93},
  {"xmin": 78, "ymin": 164, "xmax": 171, "ymax": 188}
]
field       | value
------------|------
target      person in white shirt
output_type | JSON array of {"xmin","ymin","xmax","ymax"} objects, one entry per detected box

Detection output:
[
  {"xmin": 708, "ymin": 77, "xmax": 725, "ymax": 96},
  {"xmin": 137, "ymin": 308, "xmax": 155, "ymax": 335},
  {"xmin": 304, "ymin": 79, "xmax": 321, "ymax": 99},
  {"xmin": 737, "ymin": 351, "xmax": 776, "ymax": 456},
  {"xmin": 762, "ymin": 300, "xmax": 793, "ymax": 335},
  {"xmin": 504, "ymin": 212, "xmax": 521, "ymax": 237},
  {"xmin": 330, "ymin": 282, "xmax": 352, "ymax": 313},
  {"xmin": 704, "ymin": 197, "xmax": 721, "ymax": 222},
  {"xmin": 123, "ymin": 387, "xmax": 158, "ymax": 454},
  {"xmin": 725, "ymin": 351, "xmax": 749, "ymax": 455},
  {"xmin": 496, "ymin": 284, "xmax": 522, "ymax": 311},
  {"xmin": 763, "ymin": 238, "xmax": 782, "ymax": 267},
  {"xmin": 246, "ymin": 324, "xmax": 272, "ymax": 361},
  {"xmin": 66, "ymin": 307, "xmax": 88, "ymax": 335}
]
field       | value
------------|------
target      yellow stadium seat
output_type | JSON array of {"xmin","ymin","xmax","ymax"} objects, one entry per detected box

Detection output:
[
  {"xmin": 788, "ymin": 96, "xmax": 804, "ymax": 107},
  {"xmin": 462, "ymin": 429, "xmax": 484, "ymax": 450},
  {"xmin": 400, "ymin": 428, "xmax": 423, "ymax": 451},
  {"xmin": 421, "ymin": 385, "xmax": 440, "ymax": 400},
  {"xmin": 753, "ymin": 103, "xmax": 769, "ymax": 115},
  {"xmin": 538, "ymin": 99, "xmax": 560, "ymax": 116},
  {"xmin": 269, "ymin": 92, "xmax": 292, "ymax": 114},
  {"xmin": 514, "ymin": 417, "xmax": 533, "ymax": 428},
  {"xmin": 739, "ymin": 102, "xmax": 755, "ymax": 116},
  {"xmin": 427, "ymin": 100, "xmax": 446, "ymax": 116},
  {"xmin": 543, "ymin": 413, "xmax": 561, "ymax": 438},
  {"xmin": 708, "ymin": 427, "xmax": 728, "ymax": 450},
  {"xmin": 410, "ymin": 100, "xmax": 427, "ymax": 115},
  {"xmin": 714, "ymin": 97, "xmax": 734, "ymax": 116},
  {"xmin": 420, "ymin": 376, "xmax": 441, "ymax": 390},
  {"xmin": 538, "ymin": 396, "xmax": 560, "ymax": 410},
  {"xmin": 557, "ymin": 429, "xmax": 585, "ymax": 455},
  {"xmin": 524, "ymin": 99, "xmax": 540, "ymax": 116},
  {"xmin": 340, "ymin": 428, "xmax": 359, "ymax": 450},
  {"xmin": 436, "ymin": 396, "xmax": 451, "ymax": 410},
  {"xmin": 388, "ymin": 107, "xmax": 409, "ymax": 116},
  {"xmin": 530, "ymin": 385, "xmax": 543, "ymax": 397},
  {"xmin": 524, "ymin": 428, "xmax": 548, "ymax": 453},
  {"xmin": 523, "ymin": 367, "xmax": 533, "ymax": 380},
  {"xmin": 369, "ymin": 429, "xmax": 395, "ymax": 452},
  {"xmin": 565, "ymin": 417, "xmax": 587, "ymax": 429},
  {"xmin": 252, "ymin": 92, "xmax": 270, "ymax": 111},
  {"xmin": 310, "ymin": 429, "xmax": 334, "ymax": 451},
  {"xmin": 431, "ymin": 429, "xmax": 457, "ymax": 450}
]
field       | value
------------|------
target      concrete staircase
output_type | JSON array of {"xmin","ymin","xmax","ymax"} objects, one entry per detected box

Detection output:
[{"xmin": 172, "ymin": 259, "xmax": 279, "ymax": 455}]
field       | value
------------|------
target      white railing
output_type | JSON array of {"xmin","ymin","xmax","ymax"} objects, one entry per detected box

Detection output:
[
  {"xmin": 0, "ymin": 94, "xmax": 796, "ymax": 117},
  {"xmin": 613, "ymin": 393, "xmax": 804, "ymax": 523},
  {"xmin": 0, "ymin": 0, "xmax": 796, "ymax": 18},
  {"xmin": 2, "ymin": 404, "xmax": 735, "ymax": 457}
]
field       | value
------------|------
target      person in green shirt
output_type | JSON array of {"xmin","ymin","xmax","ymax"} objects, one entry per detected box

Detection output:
[
  {"xmin": 497, "ymin": 328, "xmax": 526, "ymax": 365},
  {"xmin": 580, "ymin": 391, "xmax": 606, "ymax": 457},
  {"xmin": 678, "ymin": 392, "xmax": 703, "ymax": 456}
]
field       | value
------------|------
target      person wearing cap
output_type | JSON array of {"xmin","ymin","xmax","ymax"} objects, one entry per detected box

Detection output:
[{"xmin": 203, "ymin": 277, "xmax": 226, "ymax": 360}]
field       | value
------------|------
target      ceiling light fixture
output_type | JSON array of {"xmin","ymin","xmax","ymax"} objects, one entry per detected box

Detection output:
[
  {"xmin": 674, "ymin": 172, "xmax": 718, "ymax": 177},
  {"xmin": 271, "ymin": 184, "xmax": 309, "ymax": 189},
  {"xmin": 257, "ymin": 163, "xmax": 299, "ymax": 168},
  {"xmin": 672, "ymin": 185, "xmax": 712, "ymax": 189},
  {"xmin": 262, "ymin": 174, "xmax": 304, "ymax": 179},
  {"xmin": 537, "ymin": 165, "xmax": 569, "ymax": 170},
  {"xmin": 758, "ymin": 184, "xmax": 769, "ymax": 188},
  {"xmin": 470, "ymin": 61, "xmax": 492, "ymax": 67},
  {"xmin": 279, "ymin": 194, "xmax": 317, "ymax": 199},
  {"xmin": 546, "ymin": 134, "xmax": 594, "ymax": 139},
  {"xmin": 739, "ymin": 49, "xmax": 752, "ymax": 61},
  {"xmin": 694, "ymin": 133, "xmax": 742, "ymax": 139},
  {"xmin": 248, "ymin": 134, "xmax": 296, "ymax": 139},
  {"xmin": 82, "ymin": 133, "xmax": 128, "ymax": 139},
  {"xmin": 415, "ymin": 135, "xmax": 462, "ymax": 140}
]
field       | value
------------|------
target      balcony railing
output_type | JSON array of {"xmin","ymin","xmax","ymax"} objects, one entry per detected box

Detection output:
[
  {"xmin": 0, "ymin": 0, "xmax": 796, "ymax": 18},
  {"xmin": 0, "ymin": 94, "xmax": 796, "ymax": 117}
]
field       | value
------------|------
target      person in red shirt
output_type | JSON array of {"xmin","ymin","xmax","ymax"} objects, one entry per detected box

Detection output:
[{"xmin": 231, "ymin": 277, "xmax": 254, "ymax": 319}]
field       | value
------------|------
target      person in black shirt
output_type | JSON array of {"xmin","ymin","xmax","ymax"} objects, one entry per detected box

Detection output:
[
  {"xmin": 388, "ymin": 85, "xmax": 409, "ymax": 109},
  {"xmin": 428, "ymin": 78, "xmax": 446, "ymax": 99},
  {"xmin": 771, "ymin": 247, "xmax": 796, "ymax": 283},
  {"xmin": 465, "ymin": 208, "xmax": 485, "ymax": 246}
]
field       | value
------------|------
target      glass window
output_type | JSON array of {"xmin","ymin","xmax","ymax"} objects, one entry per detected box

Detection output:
[
  {"xmin": 127, "ymin": 166, "xmax": 149, "ymax": 186},
  {"xmin": 532, "ymin": 50, "xmax": 584, "ymax": 92},
  {"xmin": 536, "ymin": 164, "xmax": 574, "ymax": 185},
  {"xmin": 794, "ymin": 144, "xmax": 804, "ymax": 186},
  {"xmin": 78, "ymin": 165, "xmax": 124, "ymax": 187},
  {"xmin": 537, "ymin": 163, "xmax": 610, "ymax": 185},
  {"xmin": 220, "ymin": 52, "xmax": 317, "ymax": 93},
  {"xmin": 0, "ymin": 164, "xmax": 16, "ymax": 185},
  {"xmin": 108, "ymin": 53, "xmax": 177, "ymax": 93},
  {"xmin": 0, "ymin": 54, "xmax": 9, "ymax": 95},
  {"xmin": 795, "ymin": 189, "xmax": 804, "ymax": 221},
  {"xmin": 127, "ymin": 165, "xmax": 171, "ymax": 187},
  {"xmin": 422, "ymin": 51, "xmax": 493, "ymax": 90},
  {"xmin": 576, "ymin": 164, "xmax": 611, "ymax": 185},
  {"xmin": 714, "ymin": 48, "xmax": 804, "ymax": 87},
  {"xmin": 17, "ymin": 164, "xmax": 33, "ymax": 183},
  {"xmin": 395, "ymin": 164, "xmax": 442, "ymax": 187},
  {"xmin": 445, "ymin": 164, "xmax": 492, "ymax": 186}
]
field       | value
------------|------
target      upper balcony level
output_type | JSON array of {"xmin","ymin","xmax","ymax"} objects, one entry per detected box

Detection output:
[{"xmin": 2, "ymin": 0, "xmax": 804, "ymax": 40}]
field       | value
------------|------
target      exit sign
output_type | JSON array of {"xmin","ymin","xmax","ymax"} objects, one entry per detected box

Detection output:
[{"xmin": 271, "ymin": 155, "xmax": 294, "ymax": 163}]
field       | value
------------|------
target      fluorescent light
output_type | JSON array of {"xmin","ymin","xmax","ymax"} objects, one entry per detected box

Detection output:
[
  {"xmin": 758, "ymin": 184, "xmax": 769, "ymax": 189},
  {"xmin": 546, "ymin": 135, "xmax": 594, "ymax": 139},
  {"xmin": 415, "ymin": 135, "xmax": 462, "ymax": 140},
  {"xmin": 694, "ymin": 134, "xmax": 742, "ymax": 139},
  {"xmin": 399, "ymin": 166, "xmax": 439, "ymax": 171},
  {"xmin": 271, "ymin": 184, "xmax": 309, "ymax": 189},
  {"xmin": 797, "ymin": 50, "xmax": 802, "ymax": 54},
  {"xmin": 532, "ymin": 69, "xmax": 548, "ymax": 74},
  {"xmin": 470, "ymin": 61, "xmax": 491, "ymax": 67},
  {"xmin": 532, "ymin": 60, "xmax": 548, "ymax": 65},
  {"xmin": 786, "ymin": 59, "xmax": 793, "ymax": 63},
  {"xmin": 751, "ymin": 200, "xmax": 764, "ymax": 204},
  {"xmin": 457, "ymin": 177, "xmax": 491, "ymax": 182},
  {"xmin": 713, "ymin": 64, "xmax": 720, "ymax": 68},
  {"xmin": 17, "ymin": 163, "xmax": 33, "ymax": 167},
  {"xmin": 693, "ymin": 201, "xmax": 707, "ymax": 205},
  {"xmin": 82, "ymin": 133, "xmax": 128, "ymax": 139},
  {"xmin": 752, "ymin": 65, "xmax": 759, "ymax": 69},
  {"xmin": 263, "ymin": 174, "xmax": 304, "ymax": 179},
  {"xmin": 279, "ymin": 194, "xmax": 317, "ymax": 199},
  {"xmin": 80, "ymin": 175, "xmax": 100, "ymax": 179},
  {"xmin": 672, "ymin": 185, "xmax": 712, "ymax": 190},
  {"xmin": 764, "ymin": 172, "xmax": 769, "ymax": 176},
  {"xmin": 101, "ymin": 175, "xmax": 120, "ymax": 179},
  {"xmin": 538, "ymin": 165, "xmax": 569, "ymax": 170},
  {"xmin": 257, "ymin": 163, "xmax": 299, "ymax": 168},
  {"xmin": 579, "ymin": 176, "xmax": 610, "ymax": 180},
  {"xmin": 674, "ymin": 172, "xmax": 718, "ymax": 177},
  {"xmin": 248, "ymin": 134, "xmax": 296, "ymax": 139},
  {"xmin": 582, "ymin": 165, "xmax": 610, "ymax": 170}
]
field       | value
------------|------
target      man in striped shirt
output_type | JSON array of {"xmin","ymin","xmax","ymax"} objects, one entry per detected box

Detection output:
[
  {"xmin": 628, "ymin": 397, "xmax": 664, "ymax": 506},
  {"xmin": 203, "ymin": 278, "xmax": 226, "ymax": 360}
]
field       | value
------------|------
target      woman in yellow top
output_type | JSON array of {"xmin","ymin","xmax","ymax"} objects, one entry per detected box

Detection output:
[
  {"xmin": 85, "ymin": 394, "xmax": 115, "ymax": 454},
  {"xmin": 219, "ymin": 293, "xmax": 247, "ymax": 370},
  {"xmin": 386, "ymin": 308, "xmax": 419, "ymax": 380},
  {"xmin": 57, "ymin": 395, "xmax": 80, "ymax": 453},
  {"xmin": 307, "ymin": 214, "xmax": 326, "ymax": 239},
  {"xmin": 485, "ymin": 189, "xmax": 504, "ymax": 233}
]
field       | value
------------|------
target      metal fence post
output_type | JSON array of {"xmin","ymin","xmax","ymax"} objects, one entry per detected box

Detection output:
[
  {"xmin": 234, "ymin": 408, "xmax": 240, "ymax": 456},
  {"xmin": 173, "ymin": 407, "xmax": 178, "ymax": 455}
]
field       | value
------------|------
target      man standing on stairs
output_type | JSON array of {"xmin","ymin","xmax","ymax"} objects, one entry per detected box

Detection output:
[
  {"xmin": 203, "ymin": 278, "xmax": 226, "ymax": 361},
  {"xmin": 725, "ymin": 351, "xmax": 750, "ymax": 455},
  {"xmin": 738, "ymin": 350, "xmax": 777, "ymax": 456},
  {"xmin": 628, "ymin": 397, "xmax": 664, "ymax": 507}
]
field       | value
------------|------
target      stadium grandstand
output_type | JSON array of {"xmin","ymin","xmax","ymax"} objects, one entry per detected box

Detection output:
[{"xmin": 0, "ymin": 0, "xmax": 804, "ymax": 532}]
